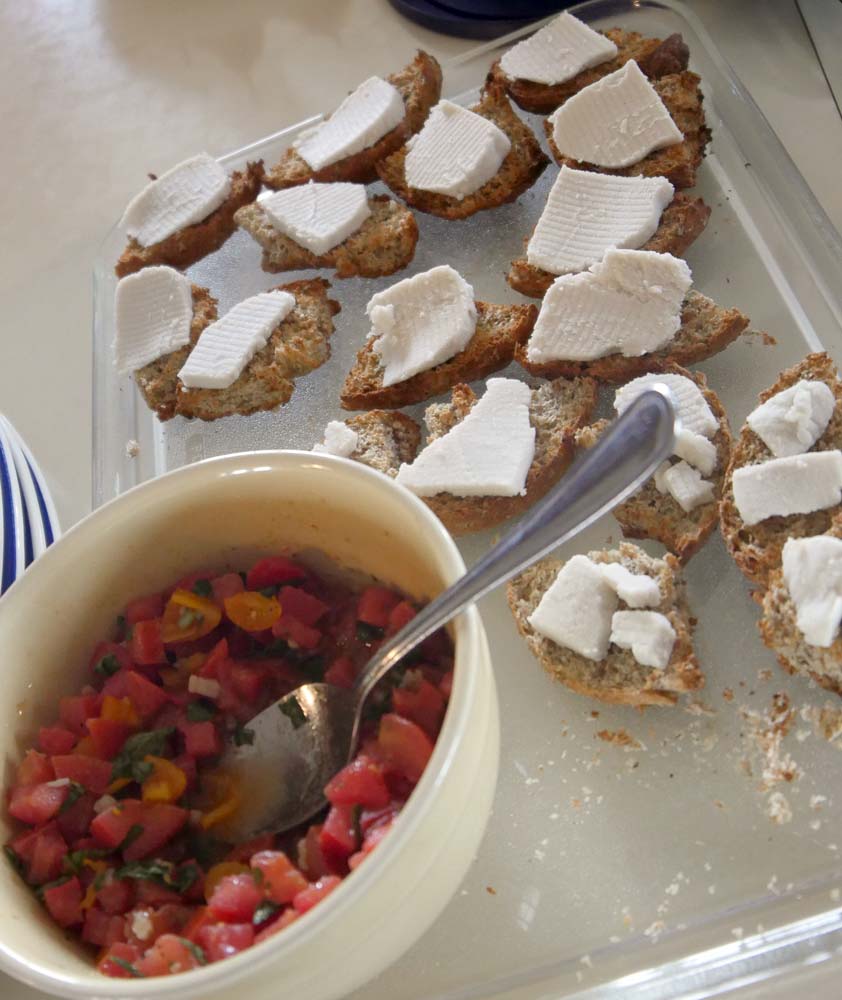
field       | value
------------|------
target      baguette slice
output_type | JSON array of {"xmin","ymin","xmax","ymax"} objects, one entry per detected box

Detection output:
[
  {"xmin": 507, "ymin": 193, "xmax": 711, "ymax": 299},
  {"xmin": 508, "ymin": 543, "xmax": 703, "ymax": 706},
  {"xmin": 115, "ymin": 161, "xmax": 264, "ymax": 278},
  {"xmin": 544, "ymin": 71, "xmax": 710, "ymax": 190},
  {"xmin": 235, "ymin": 195, "xmax": 418, "ymax": 279},
  {"xmin": 265, "ymin": 51, "xmax": 442, "ymax": 190},
  {"xmin": 490, "ymin": 28, "xmax": 690, "ymax": 114},
  {"xmin": 344, "ymin": 411, "xmax": 422, "ymax": 477},
  {"xmin": 340, "ymin": 300, "xmax": 538, "ymax": 410},
  {"xmin": 376, "ymin": 80, "xmax": 549, "ymax": 220},
  {"xmin": 576, "ymin": 366, "xmax": 732, "ymax": 562},
  {"xmin": 516, "ymin": 289, "xmax": 748, "ymax": 382},
  {"xmin": 175, "ymin": 278, "xmax": 340, "ymax": 422},
  {"xmin": 720, "ymin": 353, "xmax": 842, "ymax": 587}
]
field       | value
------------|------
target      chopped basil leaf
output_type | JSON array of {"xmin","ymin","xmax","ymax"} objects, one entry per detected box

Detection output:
[
  {"xmin": 279, "ymin": 698, "xmax": 307, "ymax": 730},
  {"xmin": 187, "ymin": 700, "xmax": 217, "ymax": 722},
  {"xmin": 238, "ymin": 571, "xmax": 248, "ymax": 585},
  {"xmin": 59, "ymin": 781, "xmax": 87, "ymax": 814},
  {"xmin": 110, "ymin": 728, "xmax": 174, "ymax": 783},
  {"xmin": 356, "ymin": 621, "xmax": 384, "ymax": 644},
  {"xmin": 93, "ymin": 869, "xmax": 109, "ymax": 890},
  {"xmin": 233, "ymin": 724, "xmax": 255, "ymax": 746},
  {"xmin": 179, "ymin": 938, "xmax": 207, "ymax": 965},
  {"xmin": 177, "ymin": 607, "xmax": 204, "ymax": 630},
  {"xmin": 174, "ymin": 862, "xmax": 200, "ymax": 894},
  {"xmin": 259, "ymin": 585, "xmax": 278, "ymax": 598},
  {"xmin": 192, "ymin": 579, "xmax": 213, "ymax": 598},
  {"xmin": 119, "ymin": 824, "xmax": 145, "ymax": 851},
  {"xmin": 94, "ymin": 653, "xmax": 121, "ymax": 678},
  {"xmin": 115, "ymin": 614, "xmax": 126, "ymax": 633},
  {"xmin": 351, "ymin": 803, "xmax": 363, "ymax": 846},
  {"xmin": 251, "ymin": 637, "xmax": 289, "ymax": 659},
  {"xmin": 165, "ymin": 649, "xmax": 178, "ymax": 664},
  {"xmin": 298, "ymin": 653, "xmax": 325, "ymax": 681},
  {"xmin": 115, "ymin": 857, "xmax": 197, "ymax": 893},
  {"xmin": 110, "ymin": 956, "xmax": 144, "ymax": 978},
  {"xmin": 253, "ymin": 900, "xmax": 280, "ymax": 925},
  {"xmin": 63, "ymin": 848, "xmax": 109, "ymax": 874},
  {"xmin": 4, "ymin": 846, "xmax": 25, "ymax": 877}
]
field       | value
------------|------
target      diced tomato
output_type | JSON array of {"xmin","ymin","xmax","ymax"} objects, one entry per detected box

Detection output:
[
  {"xmin": 97, "ymin": 941, "xmax": 143, "ymax": 978},
  {"xmin": 271, "ymin": 614, "xmax": 321, "ymax": 650},
  {"xmin": 90, "ymin": 800, "xmax": 187, "ymax": 861},
  {"xmin": 38, "ymin": 726, "xmax": 77, "ymax": 755},
  {"xmin": 197, "ymin": 638, "xmax": 229, "ymax": 679},
  {"xmin": 250, "ymin": 851, "xmax": 308, "ymax": 905},
  {"xmin": 178, "ymin": 720, "xmax": 221, "ymax": 758},
  {"xmin": 225, "ymin": 833, "xmax": 274, "ymax": 864},
  {"xmin": 325, "ymin": 758, "xmax": 390, "ymax": 809},
  {"xmin": 8, "ymin": 782, "xmax": 68, "ymax": 825},
  {"xmin": 43, "ymin": 876, "xmax": 83, "ymax": 927},
  {"xmin": 324, "ymin": 655, "xmax": 356, "ymax": 690},
  {"xmin": 86, "ymin": 717, "xmax": 133, "ymax": 758},
  {"xmin": 89, "ymin": 641, "xmax": 134, "ymax": 676},
  {"xmin": 198, "ymin": 922, "xmax": 255, "ymax": 962},
  {"xmin": 171, "ymin": 569, "xmax": 217, "ymax": 595},
  {"xmin": 359, "ymin": 801, "xmax": 400, "ymax": 836},
  {"xmin": 135, "ymin": 880, "xmax": 182, "ymax": 907},
  {"xmin": 10, "ymin": 826, "xmax": 41, "ymax": 865},
  {"xmin": 350, "ymin": 817, "xmax": 396, "ymax": 869},
  {"xmin": 131, "ymin": 620, "xmax": 166, "ymax": 666},
  {"xmin": 377, "ymin": 713, "xmax": 434, "ymax": 783},
  {"xmin": 181, "ymin": 905, "xmax": 216, "ymax": 944},
  {"xmin": 51, "ymin": 754, "xmax": 113, "ymax": 794},
  {"xmin": 298, "ymin": 824, "xmax": 331, "ymax": 881},
  {"xmin": 278, "ymin": 586, "xmax": 328, "ymax": 626},
  {"xmin": 254, "ymin": 906, "xmax": 299, "ymax": 943},
  {"xmin": 357, "ymin": 586, "xmax": 402, "ymax": 628},
  {"xmin": 392, "ymin": 677, "xmax": 445, "ymax": 738},
  {"xmin": 136, "ymin": 933, "xmax": 203, "ymax": 977},
  {"xmin": 292, "ymin": 875, "xmax": 341, "ymax": 914},
  {"xmin": 246, "ymin": 557, "xmax": 306, "ymax": 590},
  {"xmin": 97, "ymin": 876, "xmax": 135, "ymax": 915},
  {"xmin": 124, "ymin": 671, "xmax": 169, "ymax": 721},
  {"xmin": 387, "ymin": 599, "xmax": 417, "ymax": 636},
  {"xmin": 439, "ymin": 670, "xmax": 453, "ymax": 700},
  {"xmin": 28, "ymin": 825, "xmax": 68, "ymax": 884},
  {"xmin": 125, "ymin": 592, "xmax": 165, "ymax": 626},
  {"xmin": 15, "ymin": 749, "xmax": 55, "ymax": 786},
  {"xmin": 172, "ymin": 753, "xmax": 198, "ymax": 791},
  {"xmin": 211, "ymin": 573, "xmax": 245, "ymax": 606},
  {"xmin": 319, "ymin": 804, "xmax": 360, "ymax": 871},
  {"xmin": 56, "ymin": 792, "xmax": 95, "ymax": 842},
  {"xmin": 207, "ymin": 873, "xmax": 263, "ymax": 923},
  {"xmin": 226, "ymin": 662, "xmax": 265, "ymax": 703},
  {"xmin": 83, "ymin": 906, "xmax": 126, "ymax": 947}
]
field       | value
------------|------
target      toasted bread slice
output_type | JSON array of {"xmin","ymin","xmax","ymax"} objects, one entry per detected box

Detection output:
[
  {"xmin": 174, "ymin": 278, "xmax": 340, "ymax": 422},
  {"xmin": 490, "ymin": 28, "xmax": 690, "ymax": 114},
  {"xmin": 576, "ymin": 366, "xmax": 732, "ymax": 562},
  {"xmin": 508, "ymin": 192, "xmax": 711, "ymax": 298},
  {"xmin": 115, "ymin": 161, "xmax": 264, "ymax": 278},
  {"xmin": 544, "ymin": 71, "xmax": 710, "ymax": 190},
  {"xmin": 720, "ymin": 353, "xmax": 842, "ymax": 587},
  {"xmin": 234, "ymin": 195, "xmax": 418, "ymax": 279},
  {"xmin": 516, "ymin": 290, "xmax": 748, "ymax": 383},
  {"xmin": 344, "ymin": 411, "xmax": 422, "ymax": 477},
  {"xmin": 134, "ymin": 286, "xmax": 218, "ymax": 421},
  {"xmin": 507, "ymin": 542, "xmax": 703, "ymax": 706},
  {"xmin": 376, "ymin": 80, "xmax": 549, "ymax": 220},
  {"xmin": 340, "ymin": 300, "xmax": 538, "ymax": 410},
  {"xmin": 264, "ymin": 51, "xmax": 442, "ymax": 190}
]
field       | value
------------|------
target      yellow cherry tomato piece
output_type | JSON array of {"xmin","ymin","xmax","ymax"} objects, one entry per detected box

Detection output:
[
  {"xmin": 159, "ymin": 653, "xmax": 206, "ymax": 690},
  {"xmin": 141, "ymin": 755, "xmax": 187, "ymax": 804},
  {"xmin": 100, "ymin": 695, "xmax": 140, "ymax": 728},
  {"xmin": 223, "ymin": 591, "xmax": 282, "ymax": 632},
  {"xmin": 73, "ymin": 736, "xmax": 98, "ymax": 757},
  {"xmin": 106, "ymin": 777, "xmax": 132, "ymax": 795},
  {"xmin": 203, "ymin": 861, "xmax": 251, "ymax": 901},
  {"xmin": 199, "ymin": 772, "xmax": 241, "ymax": 830},
  {"xmin": 161, "ymin": 590, "xmax": 222, "ymax": 644}
]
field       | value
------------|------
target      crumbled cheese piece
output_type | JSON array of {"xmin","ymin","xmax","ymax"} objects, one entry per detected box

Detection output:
[
  {"xmin": 673, "ymin": 428, "xmax": 718, "ymax": 476},
  {"xmin": 610, "ymin": 610, "xmax": 676, "ymax": 669},
  {"xmin": 782, "ymin": 535, "xmax": 842, "ymax": 646},
  {"xmin": 313, "ymin": 421, "xmax": 359, "ymax": 458},
  {"xmin": 188, "ymin": 675, "xmax": 221, "ymax": 699},
  {"xmin": 258, "ymin": 182, "xmax": 371, "ymax": 256},
  {"xmin": 129, "ymin": 909, "xmax": 154, "ymax": 942},
  {"xmin": 659, "ymin": 461, "xmax": 715, "ymax": 512},
  {"xmin": 500, "ymin": 12, "xmax": 617, "ymax": 85},
  {"xmin": 747, "ymin": 380, "xmax": 835, "ymax": 457},
  {"xmin": 615, "ymin": 372, "xmax": 717, "ymax": 438},
  {"xmin": 598, "ymin": 562, "xmax": 661, "ymax": 607},
  {"xmin": 94, "ymin": 794, "xmax": 119, "ymax": 814},
  {"xmin": 114, "ymin": 266, "xmax": 193, "ymax": 375},
  {"xmin": 732, "ymin": 451, "xmax": 842, "ymax": 526},
  {"xmin": 549, "ymin": 60, "xmax": 683, "ymax": 168}
]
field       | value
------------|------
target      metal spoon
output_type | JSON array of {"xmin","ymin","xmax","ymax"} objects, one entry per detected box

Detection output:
[{"xmin": 215, "ymin": 388, "xmax": 677, "ymax": 840}]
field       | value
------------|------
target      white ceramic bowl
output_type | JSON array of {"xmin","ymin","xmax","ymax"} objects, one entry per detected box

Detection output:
[{"xmin": 0, "ymin": 452, "xmax": 500, "ymax": 1000}]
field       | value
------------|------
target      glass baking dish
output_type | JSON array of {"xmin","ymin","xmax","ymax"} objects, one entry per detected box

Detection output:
[{"xmin": 87, "ymin": 2, "xmax": 842, "ymax": 997}]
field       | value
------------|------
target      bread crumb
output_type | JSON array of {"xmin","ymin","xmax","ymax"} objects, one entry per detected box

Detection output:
[
  {"xmin": 810, "ymin": 794, "xmax": 828, "ymax": 810},
  {"xmin": 580, "ymin": 954, "xmax": 592, "ymax": 968},
  {"xmin": 485, "ymin": 886, "xmax": 496, "ymax": 895},
  {"xmin": 766, "ymin": 791, "xmax": 792, "ymax": 825},
  {"xmin": 125, "ymin": 439, "xmax": 140, "ymax": 458},
  {"xmin": 739, "ymin": 693, "xmax": 800, "ymax": 790},
  {"xmin": 644, "ymin": 920, "xmax": 665, "ymax": 942},
  {"xmin": 722, "ymin": 688, "xmax": 734, "ymax": 701},
  {"xmin": 596, "ymin": 728, "xmax": 641, "ymax": 749},
  {"xmin": 803, "ymin": 702, "xmax": 842, "ymax": 746}
]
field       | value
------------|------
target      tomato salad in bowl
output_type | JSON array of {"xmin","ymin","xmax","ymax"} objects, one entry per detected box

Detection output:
[{"xmin": 5, "ymin": 553, "xmax": 453, "ymax": 979}]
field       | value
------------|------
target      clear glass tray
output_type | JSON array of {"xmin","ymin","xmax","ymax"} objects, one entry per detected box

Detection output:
[{"xmin": 91, "ymin": 2, "xmax": 842, "ymax": 997}]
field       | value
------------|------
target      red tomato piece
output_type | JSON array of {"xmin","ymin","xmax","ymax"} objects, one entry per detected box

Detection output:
[
  {"xmin": 134, "ymin": 880, "xmax": 182, "ymax": 907},
  {"xmin": 90, "ymin": 800, "xmax": 188, "ymax": 861},
  {"xmin": 181, "ymin": 905, "xmax": 216, "ymax": 944},
  {"xmin": 51, "ymin": 754, "xmax": 113, "ymax": 794},
  {"xmin": 9, "ymin": 782, "xmax": 68, "ymax": 825},
  {"xmin": 124, "ymin": 671, "xmax": 169, "ymax": 722},
  {"xmin": 131, "ymin": 620, "xmax": 166, "ymax": 666},
  {"xmin": 250, "ymin": 851, "xmax": 308, "ymax": 905},
  {"xmin": 359, "ymin": 801, "xmax": 400, "ymax": 836},
  {"xmin": 292, "ymin": 875, "xmax": 341, "ymax": 914},
  {"xmin": 58, "ymin": 693, "xmax": 102, "ymax": 736},
  {"xmin": 325, "ymin": 758, "xmax": 390, "ymax": 809},
  {"xmin": 136, "ymin": 933, "xmax": 203, "ymax": 977},
  {"xmin": 171, "ymin": 753, "xmax": 198, "ymax": 792},
  {"xmin": 97, "ymin": 941, "xmax": 142, "ymax": 978},
  {"xmin": 97, "ymin": 876, "xmax": 136, "ymax": 915},
  {"xmin": 319, "ymin": 804, "xmax": 360, "ymax": 870},
  {"xmin": 178, "ymin": 720, "xmax": 221, "ymax": 758},
  {"xmin": 277, "ymin": 586, "xmax": 328, "ymax": 626},
  {"xmin": 298, "ymin": 824, "xmax": 331, "ymax": 881},
  {"xmin": 38, "ymin": 726, "xmax": 77, "ymax": 756},
  {"xmin": 197, "ymin": 922, "xmax": 255, "ymax": 962},
  {"xmin": 28, "ymin": 825, "xmax": 68, "ymax": 884},
  {"xmin": 386, "ymin": 600, "xmax": 417, "ymax": 636},
  {"xmin": 56, "ymin": 792, "xmax": 95, "ymax": 843},
  {"xmin": 207, "ymin": 873, "xmax": 263, "ymax": 923},
  {"xmin": 86, "ymin": 717, "xmax": 133, "ymax": 758},
  {"xmin": 197, "ymin": 638, "xmax": 230, "ymax": 679},
  {"xmin": 125, "ymin": 593, "xmax": 165, "ymax": 626},
  {"xmin": 324, "ymin": 655, "xmax": 356, "ymax": 690},
  {"xmin": 211, "ymin": 573, "xmax": 245, "ymax": 606},
  {"xmin": 271, "ymin": 614, "xmax": 321, "ymax": 650},
  {"xmin": 357, "ymin": 586, "xmax": 402, "ymax": 628},
  {"xmin": 224, "ymin": 833, "xmax": 274, "ymax": 864},
  {"xmin": 89, "ymin": 641, "xmax": 134, "ymax": 676},
  {"xmin": 377, "ymin": 713, "xmax": 434, "ymax": 783},
  {"xmin": 43, "ymin": 876, "xmax": 83, "ymax": 927},
  {"xmin": 9, "ymin": 826, "xmax": 41, "ymax": 865},
  {"xmin": 392, "ymin": 678, "xmax": 445, "ymax": 738},
  {"xmin": 246, "ymin": 557, "xmax": 306, "ymax": 590},
  {"xmin": 229, "ymin": 663, "xmax": 266, "ymax": 703},
  {"xmin": 83, "ymin": 906, "xmax": 126, "ymax": 948},
  {"xmin": 254, "ymin": 906, "xmax": 299, "ymax": 943},
  {"xmin": 15, "ymin": 749, "xmax": 55, "ymax": 786}
]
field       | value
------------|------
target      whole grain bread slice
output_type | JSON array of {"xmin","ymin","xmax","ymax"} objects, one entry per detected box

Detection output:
[
  {"xmin": 507, "ymin": 192, "xmax": 711, "ymax": 298},
  {"xmin": 544, "ymin": 71, "xmax": 710, "ymax": 190},
  {"xmin": 264, "ymin": 51, "xmax": 442, "ymax": 190},
  {"xmin": 174, "ymin": 278, "xmax": 340, "ymax": 422},
  {"xmin": 115, "ymin": 161, "xmax": 264, "ymax": 278},
  {"xmin": 576, "ymin": 366, "xmax": 732, "ymax": 562},
  {"xmin": 234, "ymin": 195, "xmax": 418, "ymax": 279},
  {"xmin": 489, "ymin": 28, "xmax": 690, "ymax": 114},
  {"xmin": 507, "ymin": 542, "xmax": 703, "ymax": 706},
  {"xmin": 516, "ymin": 290, "xmax": 748, "ymax": 382},
  {"xmin": 344, "ymin": 411, "xmax": 422, "ymax": 477},
  {"xmin": 375, "ymin": 79, "xmax": 549, "ymax": 220},
  {"xmin": 340, "ymin": 300, "xmax": 538, "ymax": 410},
  {"xmin": 720, "ymin": 352, "xmax": 842, "ymax": 587}
]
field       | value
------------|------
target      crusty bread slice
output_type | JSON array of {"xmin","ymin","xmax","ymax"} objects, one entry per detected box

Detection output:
[
  {"xmin": 720, "ymin": 352, "xmax": 842, "ymax": 587},
  {"xmin": 344, "ymin": 411, "xmax": 422, "ymax": 477},
  {"xmin": 264, "ymin": 51, "xmax": 442, "ymax": 190},
  {"xmin": 759, "ymin": 516, "xmax": 842, "ymax": 696},
  {"xmin": 516, "ymin": 290, "xmax": 748, "ymax": 382},
  {"xmin": 376, "ymin": 79, "xmax": 549, "ymax": 220},
  {"xmin": 134, "ymin": 286, "xmax": 217, "ymax": 421},
  {"xmin": 576, "ymin": 366, "xmax": 732, "ymax": 562},
  {"xmin": 507, "ymin": 192, "xmax": 711, "ymax": 298},
  {"xmin": 115, "ymin": 162, "xmax": 264, "ymax": 278},
  {"xmin": 544, "ymin": 71, "xmax": 710, "ymax": 190},
  {"xmin": 489, "ymin": 28, "xmax": 690, "ymax": 114},
  {"xmin": 174, "ymin": 278, "xmax": 340, "ymax": 422},
  {"xmin": 234, "ymin": 195, "xmax": 418, "ymax": 279},
  {"xmin": 340, "ymin": 301, "xmax": 538, "ymax": 410},
  {"xmin": 507, "ymin": 542, "xmax": 703, "ymax": 706}
]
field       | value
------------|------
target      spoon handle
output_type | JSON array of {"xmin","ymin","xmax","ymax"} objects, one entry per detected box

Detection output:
[{"xmin": 353, "ymin": 388, "xmax": 677, "ymax": 702}]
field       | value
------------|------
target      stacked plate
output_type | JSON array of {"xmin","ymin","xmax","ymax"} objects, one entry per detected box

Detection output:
[{"xmin": 0, "ymin": 415, "xmax": 60, "ymax": 595}]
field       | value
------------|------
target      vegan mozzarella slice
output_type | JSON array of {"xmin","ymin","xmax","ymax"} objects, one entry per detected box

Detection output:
[
  {"xmin": 500, "ymin": 12, "xmax": 617, "ymax": 85},
  {"xmin": 367, "ymin": 264, "xmax": 477, "ymax": 387},
  {"xmin": 115, "ymin": 266, "xmax": 194, "ymax": 375},
  {"xmin": 526, "ymin": 249, "xmax": 691, "ymax": 362},
  {"xmin": 598, "ymin": 563, "xmax": 661, "ymax": 608},
  {"xmin": 615, "ymin": 372, "xmax": 718, "ymax": 438},
  {"xmin": 404, "ymin": 100, "xmax": 511, "ymax": 200},
  {"xmin": 527, "ymin": 167, "xmax": 674, "ymax": 275},
  {"xmin": 259, "ymin": 182, "xmax": 371, "ymax": 256},
  {"xmin": 746, "ymin": 380, "xmax": 835, "ymax": 458},
  {"xmin": 178, "ymin": 290, "xmax": 296, "ymax": 390},
  {"xmin": 782, "ymin": 535, "xmax": 842, "ymax": 647},
  {"xmin": 120, "ymin": 153, "xmax": 231, "ymax": 248},
  {"xmin": 313, "ymin": 421, "xmax": 359, "ymax": 458},
  {"xmin": 295, "ymin": 76, "xmax": 405, "ymax": 170},
  {"xmin": 395, "ymin": 378, "xmax": 535, "ymax": 498},
  {"xmin": 610, "ymin": 610, "xmax": 676, "ymax": 669},
  {"xmin": 732, "ymin": 450, "xmax": 842, "ymax": 526},
  {"xmin": 549, "ymin": 60, "xmax": 683, "ymax": 169}
]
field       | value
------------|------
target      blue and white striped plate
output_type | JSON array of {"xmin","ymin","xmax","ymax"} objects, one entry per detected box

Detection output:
[{"xmin": 0, "ymin": 420, "xmax": 26, "ymax": 594}]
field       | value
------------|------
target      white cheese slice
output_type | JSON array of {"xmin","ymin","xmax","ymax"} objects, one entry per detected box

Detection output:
[
  {"xmin": 404, "ymin": 100, "xmax": 511, "ymax": 200},
  {"xmin": 659, "ymin": 461, "xmax": 715, "ymax": 512},
  {"xmin": 528, "ymin": 554, "xmax": 618, "ymax": 661},
  {"xmin": 258, "ymin": 182, "xmax": 371, "ymax": 256},
  {"xmin": 178, "ymin": 290, "xmax": 296, "ymax": 390},
  {"xmin": 615, "ymin": 373, "xmax": 718, "ymax": 438},
  {"xmin": 549, "ymin": 60, "xmax": 683, "ymax": 169},
  {"xmin": 527, "ymin": 249, "xmax": 691, "ymax": 362},
  {"xmin": 610, "ymin": 610, "xmax": 676, "ymax": 669},
  {"xmin": 395, "ymin": 378, "xmax": 535, "ymax": 498},
  {"xmin": 782, "ymin": 535, "xmax": 842, "ymax": 647},
  {"xmin": 120, "ymin": 153, "xmax": 230, "ymax": 248},
  {"xmin": 674, "ymin": 429, "xmax": 718, "ymax": 477},
  {"xmin": 654, "ymin": 461, "xmax": 671, "ymax": 494},
  {"xmin": 527, "ymin": 167, "xmax": 674, "ymax": 276},
  {"xmin": 732, "ymin": 450, "xmax": 842, "ymax": 526},
  {"xmin": 114, "ymin": 266, "xmax": 193, "ymax": 375},
  {"xmin": 367, "ymin": 264, "xmax": 477, "ymax": 387},
  {"xmin": 313, "ymin": 421, "xmax": 359, "ymax": 458},
  {"xmin": 500, "ymin": 12, "xmax": 617, "ymax": 85},
  {"xmin": 295, "ymin": 76, "xmax": 405, "ymax": 171},
  {"xmin": 598, "ymin": 563, "xmax": 661, "ymax": 608},
  {"xmin": 746, "ymin": 380, "xmax": 835, "ymax": 458}
]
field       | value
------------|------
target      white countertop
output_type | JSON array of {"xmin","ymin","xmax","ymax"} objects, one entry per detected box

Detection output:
[{"xmin": 1, "ymin": 1, "xmax": 841, "ymax": 997}]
